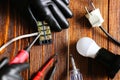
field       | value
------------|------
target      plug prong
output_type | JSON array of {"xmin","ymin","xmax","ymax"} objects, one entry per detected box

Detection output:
[
  {"xmin": 91, "ymin": 2, "xmax": 96, "ymax": 9},
  {"xmin": 85, "ymin": 7, "xmax": 91, "ymax": 16}
]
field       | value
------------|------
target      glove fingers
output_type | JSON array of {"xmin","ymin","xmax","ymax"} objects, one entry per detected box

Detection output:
[
  {"xmin": 53, "ymin": 0, "xmax": 73, "ymax": 18},
  {"xmin": 44, "ymin": 8, "xmax": 62, "ymax": 31},
  {"xmin": 0, "ymin": 58, "xmax": 8, "ymax": 69},
  {"xmin": 63, "ymin": 0, "xmax": 70, "ymax": 5},
  {"xmin": 12, "ymin": 63, "xmax": 29, "ymax": 73},
  {"xmin": 48, "ymin": 4, "xmax": 69, "ymax": 29}
]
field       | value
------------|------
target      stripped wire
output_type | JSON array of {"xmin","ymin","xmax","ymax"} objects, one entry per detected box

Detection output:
[{"xmin": 0, "ymin": 32, "xmax": 39, "ymax": 51}]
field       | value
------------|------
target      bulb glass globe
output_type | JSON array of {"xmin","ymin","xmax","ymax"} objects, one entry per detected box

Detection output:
[{"xmin": 76, "ymin": 37, "xmax": 100, "ymax": 58}]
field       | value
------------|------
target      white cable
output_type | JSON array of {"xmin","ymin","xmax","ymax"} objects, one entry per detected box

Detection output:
[{"xmin": 0, "ymin": 32, "xmax": 39, "ymax": 51}]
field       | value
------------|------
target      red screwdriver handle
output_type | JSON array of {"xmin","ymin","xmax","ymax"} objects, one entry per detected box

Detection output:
[
  {"xmin": 10, "ymin": 50, "xmax": 29, "ymax": 64},
  {"xmin": 33, "ymin": 58, "xmax": 54, "ymax": 80},
  {"xmin": 33, "ymin": 72, "xmax": 43, "ymax": 80}
]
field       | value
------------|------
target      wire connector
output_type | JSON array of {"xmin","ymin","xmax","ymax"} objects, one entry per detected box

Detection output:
[
  {"xmin": 37, "ymin": 21, "xmax": 52, "ymax": 44},
  {"xmin": 85, "ymin": 3, "xmax": 104, "ymax": 27}
]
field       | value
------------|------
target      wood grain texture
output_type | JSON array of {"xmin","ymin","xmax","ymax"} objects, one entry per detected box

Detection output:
[
  {"xmin": 69, "ymin": 0, "xmax": 108, "ymax": 80},
  {"xmin": 0, "ymin": 0, "xmax": 120, "ymax": 80},
  {"xmin": 109, "ymin": 0, "xmax": 120, "ymax": 79}
]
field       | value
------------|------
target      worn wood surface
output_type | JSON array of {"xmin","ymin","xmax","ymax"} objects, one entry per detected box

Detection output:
[{"xmin": 0, "ymin": 0, "xmax": 120, "ymax": 80}]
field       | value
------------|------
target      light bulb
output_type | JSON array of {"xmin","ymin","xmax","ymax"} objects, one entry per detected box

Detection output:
[
  {"xmin": 76, "ymin": 37, "xmax": 100, "ymax": 58},
  {"xmin": 76, "ymin": 37, "xmax": 120, "ymax": 78}
]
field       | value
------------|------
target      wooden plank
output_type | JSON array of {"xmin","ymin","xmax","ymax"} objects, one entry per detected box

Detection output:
[
  {"xmin": 30, "ymin": 30, "xmax": 69, "ymax": 80},
  {"xmin": 69, "ymin": 0, "xmax": 92, "ymax": 80},
  {"xmin": 109, "ymin": 0, "xmax": 120, "ymax": 80},
  {"xmin": 29, "ymin": 40, "xmax": 54, "ymax": 79},
  {"xmin": 2, "ymin": 0, "xmax": 120, "ymax": 80},
  {"xmin": 0, "ymin": 1, "xmax": 10, "ymax": 58},
  {"xmin": 69, "ymin": 0, "xmax": 108, "ymax": 80},
  {"xmin": 9, "ymin": 5, "xmax": 30, "ymax": 80},
  {"xmin": 0, "ymin": 1, "xmax": 69, "ymax": 80},
  {"xmin": 29, "ymin": 21, "xmax": 69, "ymax": 80},
  {"xmin": 0, "ymin": 1, "xmax": 29, "ymax": 80},
  {"xmin": 53, "ymin": 30, "xmax": 69, "ymax": 80},
  {"xmin": 91, "ymin": 0, "xmax": 108, "ymax": 80}
]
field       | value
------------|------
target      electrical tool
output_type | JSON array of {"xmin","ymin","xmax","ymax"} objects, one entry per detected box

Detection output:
[
  {"xmin": 37, "ymin": 21, "xmax": 52, "ymax": 45},
  {"xmin": 45, "ymin": 60, "xmax": 57, "ymax": 80},
  {"xmin": 33, "ymin": 54, "xmax": 57, "ymax": 80},
  {"xmin": 70, "ymin": 54, "xmax": 83, "ymax": 80},
  {"xmin": 10, "ymin": 33, "xmax": 40, "ymax": 64},
  {"xmin": 0, "ymin": 21, "xmax": 52, "ymax": 53},
  {"xmin": 28, "ymin": 7, "xmax": 52, "ymax": 44}
]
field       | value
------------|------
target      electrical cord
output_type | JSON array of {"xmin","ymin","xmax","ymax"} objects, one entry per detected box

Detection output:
[
  {"xmin": 28, "ymin": 6, "xmax": 38, "ymax": 25},
  {"xmin": 99, "ymin": 26, "xmax": 120, "ymax": 46},
  {"xmin": 85, "ymin": 3, "xmax": 120, "ymax": 46},
  {"xmin": 0, "ymin": 32, "xmax": 39, "ymax": 51}
]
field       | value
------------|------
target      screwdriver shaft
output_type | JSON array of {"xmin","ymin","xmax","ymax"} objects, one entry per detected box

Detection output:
[{"xmin": 26, "ymin": 33, "xmax": 40, "ymax": 52}]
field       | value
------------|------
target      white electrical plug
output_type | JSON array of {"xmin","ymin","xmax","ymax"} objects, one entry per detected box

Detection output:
[{"xmin": 85, "ymin": 3, "xmax": 104, "ymax": 27}]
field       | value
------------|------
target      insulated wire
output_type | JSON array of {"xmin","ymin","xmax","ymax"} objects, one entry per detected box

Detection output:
[
  {"xmin": 28, "ymin": 6, "xmax": 38, "ymax": 25},
  {"xmin": 0, "ymin": 32, "xmax": 39, "ymax": 51},
  {"xmin": 28, "ymin": 6, "xmax": 39, "ymax": 79},
  {"xmin": 99, "ymin": 26, "xmax": 120, "ymax": 46}
]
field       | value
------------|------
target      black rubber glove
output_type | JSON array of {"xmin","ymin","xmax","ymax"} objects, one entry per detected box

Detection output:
[
  {"xmin": 0, "ymin": 58, "xmax": 29, "ymax": 80},
  {"xmin": 30, "ymin": 0, "xmax": 73, "ymax": 31},
  {"xmin": 63, "ymin": 0, "xmax": 70, "ymax": 5},
  {"xmin": 10, "ymin": 0, "xmax": 73, "ymax": 32}
]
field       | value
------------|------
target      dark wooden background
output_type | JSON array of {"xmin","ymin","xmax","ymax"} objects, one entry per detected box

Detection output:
[{"xmin": 0, "ymin": 0, "xmax": 120, "ymax": 80}]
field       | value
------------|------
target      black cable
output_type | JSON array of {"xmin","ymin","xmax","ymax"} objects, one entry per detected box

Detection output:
[{"xmin": 99, "ymin": 26, "xmax": 120, "ymax": 46}]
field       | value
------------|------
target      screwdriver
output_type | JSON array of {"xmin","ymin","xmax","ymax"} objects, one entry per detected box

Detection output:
[
  {"xmin": 33, "ymin": 54, "xmax": 56, "ymax": 80},
  {"xmin": 48, "ymin": 60, "xmax": 57, "ymax": 80},
  {"xmin": 70, "ymin": 54, "xmax": 83, "ymax": 80},
  {"xmin": 10, "ymin": 33, "xmax": 40, "ymax": 64}
]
